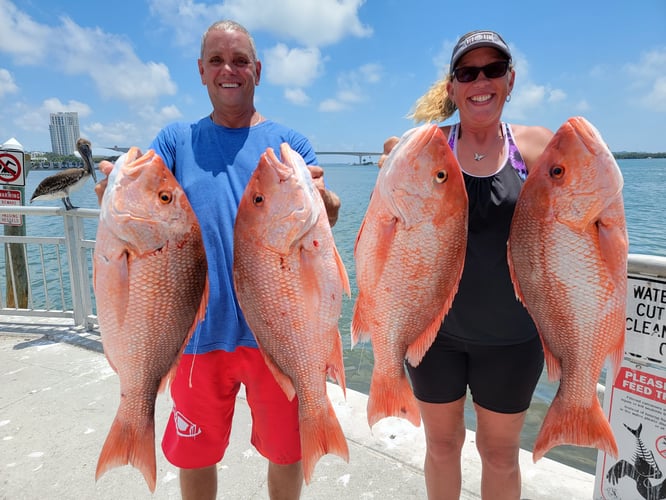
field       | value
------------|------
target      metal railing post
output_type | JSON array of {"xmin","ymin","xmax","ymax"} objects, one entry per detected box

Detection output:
[{"xmin": 63, "ymin": 210, "xmax": 86, "ymax": 326}]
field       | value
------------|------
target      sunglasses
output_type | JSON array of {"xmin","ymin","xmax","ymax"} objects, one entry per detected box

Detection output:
[{"xmin": 453, "ymin": 61, "xmax": 510, "ymax": 83}]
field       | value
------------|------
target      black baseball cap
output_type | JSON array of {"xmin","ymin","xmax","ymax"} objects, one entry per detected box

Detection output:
[{"xmin": 450, "ymin": 30, "xmax": 512, "ymax": 70}]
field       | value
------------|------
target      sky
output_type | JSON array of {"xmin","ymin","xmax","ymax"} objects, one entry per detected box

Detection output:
[{"xmin": 1, "ymin": 0, "xmax": 665, "ymax": 160}]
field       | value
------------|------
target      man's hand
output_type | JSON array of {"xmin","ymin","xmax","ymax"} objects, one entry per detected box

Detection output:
[
  {"xmin": 377, "ymin": 136, "xmax": 400, "ymax": 169},
  {"xmin": 308, "ymin": 165, "xmax": 340, "ymax": 227},
  {"xmin": 94, "ymin": 160, "xmax": 115, "ymax": 205}
]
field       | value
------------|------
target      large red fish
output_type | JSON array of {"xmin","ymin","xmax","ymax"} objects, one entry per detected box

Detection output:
[
  {"xmin": 232, "ymin": 143, "xmax": 350, "ymax": 484},
  {"xmin": 507, "ymin": 116, "xmax": 627, "ymax": 461},
  {"xmin": 94, "ymin": 148, "xmax": 209, "ymax": 491},
  {"xmin": 352, "ymin": 123, "xmax": 468, "ymax": 427}
]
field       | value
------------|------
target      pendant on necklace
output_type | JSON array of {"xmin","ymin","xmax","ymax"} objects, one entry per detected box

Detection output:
[{"xmin": 474, "ymin": 153, "xmax": 486, "ymax": 161}]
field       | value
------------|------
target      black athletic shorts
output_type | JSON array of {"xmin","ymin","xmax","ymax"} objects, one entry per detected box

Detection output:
[{"xmin": 406, "ymin": 334, "xmax": 544, "ymax": 414}]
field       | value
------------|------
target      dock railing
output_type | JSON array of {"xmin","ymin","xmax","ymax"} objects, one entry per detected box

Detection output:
[
  {"xmin": 1, "ymin": 204, "xmax": 665, "ymax": 338},
  {"xmin": 0, "ymin": 205, "xmax": 98, "ymax": 330}
]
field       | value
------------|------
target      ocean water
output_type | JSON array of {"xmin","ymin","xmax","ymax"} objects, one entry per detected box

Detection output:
[{"xmin": 19, "ymin": 157, "xmax": 666, "ymax": 474}]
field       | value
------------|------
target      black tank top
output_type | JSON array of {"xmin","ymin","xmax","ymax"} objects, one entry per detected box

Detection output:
[{"xmin": 439, "ymin": 123, "xmax": 538, "ymax": 345}]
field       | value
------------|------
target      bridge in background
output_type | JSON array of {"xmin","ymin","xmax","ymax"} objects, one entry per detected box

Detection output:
[
  {"xmin": 316, "ymin": 151, "xmax": 382, "ymax": 164},
  {"xmin": 104, "ymin": 147, "xmax": 383, "ymax": 165}
]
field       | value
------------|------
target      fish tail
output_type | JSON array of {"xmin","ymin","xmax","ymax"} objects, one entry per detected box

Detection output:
[
  {"xmin": 95, "ymin": 413, "xmax": 157, "ymax": 492},
  {"xmin": 367, "ymin": 371, "xmax": 421, "ymax": 428},
  {"xmin": 532, "ymin": 396, "xmax": 617, "ymax": 462},
  {"xmin": 300, "ymin": 402, "xmax": 349, "ymax": 484}
]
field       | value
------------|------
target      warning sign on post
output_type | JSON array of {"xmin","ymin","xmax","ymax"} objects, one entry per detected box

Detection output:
[
  {"xmin": 624, "ymin": 275, "xmax": 666, "ymax": 365},
  {"xmin": 0, "ymin": 189, "xmax": 23, "ymax": 226},
  {"xmin": 594, "ymin": 364, "xmax": 666, "ymax": 499},
  {"xmin": 0, "ymin": 149, "xmax": 26, "ymax": 187}
]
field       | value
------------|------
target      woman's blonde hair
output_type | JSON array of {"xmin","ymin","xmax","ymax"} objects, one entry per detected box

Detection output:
[{"xmin": 408, "ymin": 74, "xmax": 457, "ymax": 124}]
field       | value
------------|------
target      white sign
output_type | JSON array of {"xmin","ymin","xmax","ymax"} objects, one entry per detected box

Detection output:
[
  {"xmin": 0, "ymin": 189, "xmax": 22, "ymax": 226},
  {"xmin": 0, "ymin": 149, "xmax": 25, "ymax": 187},
  {"xmin": 594, "ymin": 363, "xmax": 666, "ymax": 499},
  {"xmin": 625, "ymin": 275, "xmax": 666, "ymax": 365}
]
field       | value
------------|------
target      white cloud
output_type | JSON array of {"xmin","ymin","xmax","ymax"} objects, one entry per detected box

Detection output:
[
  {"xmin": 574, "ymin": 99, "xmax": 591, "ymax": 112},
  {"xmin": 86, "ymin": 120, "xmax": 144, "ymax": 149},
  {"xmin": 0, "ymin": 68, "xmax": 18, "ymax": 98},
  {"xmin": 548, "ymin": 89, "xmax": 566, "ymax": 103},
  {"xmin": 42, "ymin": 98, "xmax": 92, "ymax": 117},
  {"xmin": 319, "ymin": 98, "xmax": 346, "ymax": 112},
  {"xmin": 644, "ymin": 76, "xmax": 666, "ymax": 112},
  {"xmin": 263, "ymin": 44, "xmax": 323, "ymax": 87},
  {"xmin": 626, "ymin": 48, "xmax": 666, "ymax": 112},
  {"xmin": 0, "ymin": 0, "xmax": 50, "ymax": 64},
  {"xmin": 149, "ymin": 0, "xmax": 372, "ymax": 49},
  {"xmin": 284, "ymin": 88, "xmax": 310, "ymax": 106},
  {"xmin": 0, "ymin": 1, "xmax": 178, "ymax": 104},
  {"xmin": 317, "ymin": 63, "xmax": 382, "ymax": 113}
]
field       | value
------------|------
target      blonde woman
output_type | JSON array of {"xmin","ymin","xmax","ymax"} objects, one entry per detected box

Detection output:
[{"xmin": 381, "ymin": 30, "xmax": 553, "ymax": 500}]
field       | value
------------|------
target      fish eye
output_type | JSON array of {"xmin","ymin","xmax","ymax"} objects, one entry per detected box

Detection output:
[
  {"xmin": 435, "ymin": 170, "xmax": 448, "ymax": 184},
  {"xmin": 550, "ymin": 165, "xmax": 565, "ymax": 179},
  {"xmin": 252, "ymin": 193, "xmax": 265, "ymax": 206},
  {"xmin": 158, "ymin": 191, "xmax": 173, "ymax": 204}
]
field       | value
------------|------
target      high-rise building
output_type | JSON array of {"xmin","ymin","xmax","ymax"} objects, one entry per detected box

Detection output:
[{"xmin": 49, "ymin": 112, "xmax": 80, "ymax": 156}]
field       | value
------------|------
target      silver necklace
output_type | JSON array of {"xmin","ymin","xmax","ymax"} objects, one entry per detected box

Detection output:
[{"xmin": 473, "ymin": 152, "xmax": 486, "ymax": 161}]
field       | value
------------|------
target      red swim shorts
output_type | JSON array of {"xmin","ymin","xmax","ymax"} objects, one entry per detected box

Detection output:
[{"xmin": 161, "ymin": 347, "xmax": 301, "ymax": 469}]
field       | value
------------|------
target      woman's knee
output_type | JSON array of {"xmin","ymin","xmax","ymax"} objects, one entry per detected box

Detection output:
[
  {"xmin": 476, "ymin": 441, "xmax": 520, "ymax": 471},
  {"xmin": 425, "ymin": 426, "xmax": 466, "ymax": 461}
]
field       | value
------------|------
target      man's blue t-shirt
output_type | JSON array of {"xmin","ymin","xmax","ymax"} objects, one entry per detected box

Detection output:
[{"xmin": 149, "ymin": 116, "xmax": 318, "ymax": 354}]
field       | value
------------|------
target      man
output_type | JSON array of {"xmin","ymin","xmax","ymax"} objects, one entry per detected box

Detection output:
[{"xmin": 150, "ymin": 20, "xmax": 340, "ymax": 499}]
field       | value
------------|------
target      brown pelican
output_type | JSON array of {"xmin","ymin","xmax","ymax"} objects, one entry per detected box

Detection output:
[{"xmin": 30, "ymin": 138, "xmax": 98, "ymax": 210}]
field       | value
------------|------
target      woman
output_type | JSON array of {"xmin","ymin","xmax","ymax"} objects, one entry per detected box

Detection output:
[{"xmin": 382, "ymin": 30, "xmax": 553, "ymax": 500}]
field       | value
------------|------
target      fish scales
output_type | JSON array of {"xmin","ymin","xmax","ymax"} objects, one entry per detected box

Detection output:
[
  {"xmin": 94, "ymin": 148, "xmax": 209, "ymax": 492},
  {"xmin": 233, "ymin": 143, "xmax": 350, "ymax": 484},
  {"xmin": 508, "ymin": 116, "xmax": 627, "ymax": 461},
  {"xmin": 352, "ymin": 123, "xmax": 468, "ymax": 428}
]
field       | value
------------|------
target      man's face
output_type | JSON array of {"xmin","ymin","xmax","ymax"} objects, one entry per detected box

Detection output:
[{"xmin": 198, "ymin": 29, "xmax": 262, "ymax": 110}]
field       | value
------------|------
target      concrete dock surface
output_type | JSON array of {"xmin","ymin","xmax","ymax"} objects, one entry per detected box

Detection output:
[{"xmin": 0, "ymin": 318, "xmax": 596, "ymax": 499}]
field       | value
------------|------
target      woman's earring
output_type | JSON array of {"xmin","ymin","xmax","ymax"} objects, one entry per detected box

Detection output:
[{"xmin": 506, "ymin": 94, "xmax": 512, "ymax": 103}]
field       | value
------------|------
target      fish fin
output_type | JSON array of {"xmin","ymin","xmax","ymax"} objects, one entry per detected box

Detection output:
[
  {"xmin": 112, "ymin": 253, "xmax": 131, "ymax": 328},
  {"xmin": 367, "ymin": 370, "xmax": 420, "ymax": 428},
  {"xmin": 608, "ymin": 334, "xmax": 625, "ymax": 383},
  {"xmin": 333, "ymin": 245, "xmax": 351, "ymax": 297},
  {"xmin": 300, "ymin": 401, "xmax": 349, "ymax": 484},
  {"xmin": 405, "ymin": 324, "xmax": 439, "ymax": 368},
  {"xmin": 598, "ymin": 223, "xmax": 627, "ymax": 279},
  {"xmin": 532, "ymin": 395, "xmax": 617, "ymax": 462},
  {"xmin": 506, "ymin": 241, "xmax": 526, "ymax": 304},
  {"xmin": 326, "ymin": 330, "xmax": 347, "ymax": 398},
  {"xmin": 158, "ymin": 275, "xmax": 210, "ymax": 393},
  {"xmin": 96, "ymin": 412, "xmax": 156, "ymax": 492},
  {"xmin": 404, "ymin": 281, "xmax": 459, "ymax": 367},
  {"xmin": 260, "ymin": 349, "xmax": 296, "ymax": 401},
  {"xmin": 541, "ymin": 335, "xmax": 561, "ymax": 382},
  {"xmin": 350, "ymin": 294, "xmax": 372, "ymax": 347},
  {"xmin": 351, "ymin": 218, "xmax": 397, "ymax": 348}
]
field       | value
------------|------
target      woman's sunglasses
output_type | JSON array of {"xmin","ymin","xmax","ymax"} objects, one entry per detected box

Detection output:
[{"xmin": 452, "ymin": 61, "xmax": 510, "ymax": 83}]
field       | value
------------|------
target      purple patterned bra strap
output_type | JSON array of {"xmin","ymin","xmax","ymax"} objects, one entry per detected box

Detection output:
[{"xmin": 503, "ymin": 123, "xmax": 528, "ymax": 180}]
